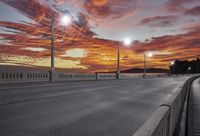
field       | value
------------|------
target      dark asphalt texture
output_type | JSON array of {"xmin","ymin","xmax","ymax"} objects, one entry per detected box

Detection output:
[{"xmin": 0, "ymin": 77, "xmax": 190, "ymax": 136}]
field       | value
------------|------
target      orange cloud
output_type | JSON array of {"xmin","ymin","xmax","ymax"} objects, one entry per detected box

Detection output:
[{"xmin": 91, "ymin": 0, "xmax": 108, "ymax": 7}]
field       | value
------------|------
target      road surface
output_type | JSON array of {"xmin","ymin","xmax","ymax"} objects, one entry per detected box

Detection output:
[{"xmin": 0, "ymin": 77, "xmax": 190, "ymax": 136}]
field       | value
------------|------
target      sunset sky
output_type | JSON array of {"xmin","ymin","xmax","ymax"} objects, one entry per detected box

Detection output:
[{"xmin": 0, "ymin": 0, "xmax": 200, "ymax": 72}]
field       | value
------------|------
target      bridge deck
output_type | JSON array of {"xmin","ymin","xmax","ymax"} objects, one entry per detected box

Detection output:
[{"xmin": 0, "ymin": 77, "xmax": 190, "ymax": 136}]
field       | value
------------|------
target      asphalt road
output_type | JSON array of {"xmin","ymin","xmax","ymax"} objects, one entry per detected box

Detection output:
[{"xmin": 0, "ymin": 77, "xmax": 190, "ymax": 136}]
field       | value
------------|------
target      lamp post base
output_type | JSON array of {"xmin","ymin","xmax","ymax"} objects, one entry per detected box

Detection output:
[
  {"xmin": 49, "ymin": 70, "xmax": 56, "ymax": 82},
  {"xmin": 116, "ymin": 72, "xmax": 120, "ymax": 79}
]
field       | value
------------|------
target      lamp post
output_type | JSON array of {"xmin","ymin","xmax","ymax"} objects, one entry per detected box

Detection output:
[
  {"xmin": 144, "ymin": 54, "xmax": 146, "ymax": 78},
  {"xmin": 51, "ymin": 18, "xmax": 55, "ymax": 76},
  {"xmin": 50, "ymin": 15, "xmax": 71, "ymax": 81},
  {"xmin": 117, "ymin": 42, "xmax": 120, "ymax": 79},
  {"xmin": 116, "ymin": 38, "xmax": 132, "ymax": 79},
  {"xmin": 144, "ymin": 52, "xmax": 153, "ymax": 78}
]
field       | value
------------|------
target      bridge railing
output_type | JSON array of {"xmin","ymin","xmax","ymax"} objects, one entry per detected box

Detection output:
[
  {"xmin": 0, "ymin": 71, "xmax": 184, "ymax": 83},
  {"xmin": 96, "ymin": 73, "xmax": 116, "ymax": 80},
  {"xmin": 120, "ymin": 73, "xmax": 140, "ymax": 78},
  {"xmin": 56, "ymin": 73, "xmax": 96, "ymax": 81},
  {"xmin": 132, "ymin": 76, "xmax": 199, "ymax": 136},
  {"xmin": 0, "ymin": 71, "xmax": 49, "ymax": 83}
]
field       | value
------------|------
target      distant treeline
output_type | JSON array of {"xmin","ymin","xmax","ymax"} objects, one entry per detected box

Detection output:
[{"xmin": 170, "ymin": 58, "xmax": 200, "ymax": 74}]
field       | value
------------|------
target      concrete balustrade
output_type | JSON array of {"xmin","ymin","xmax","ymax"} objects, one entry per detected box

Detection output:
[
  {"xmin": 56, "ymin": 73, "xmax": 96, "ymax": 81},
  {"xmin": 121, "ymin": 73, "xmax": 169, "ymax": 79},
  {"xmin": 120, "ymin": 73, "xmax": 136, "ymax": 79},
  {"xmin": 132, "ymin": 88, "xmax": 183, "ymax": 136},
  {"xmin": 0, "ymin": 70, "xmax": 175, "ymax": 83},
  {"xmin": 133, "ymin": 106, "xmax": 170, "ymax": 136},
  {"xmin": 96, "ymin": 73, "xmax": 116, "ymax": 80},
  {"xmin": 0, "ymin": 71, "xmax": 49, "ymax": 83},
  {"xmin": 160, "ymin": 87, "xmax": 183, "ymax": 136},
  {"xmin": 132, "ymin": 76, "xmax": 199, "ymax": 136}
]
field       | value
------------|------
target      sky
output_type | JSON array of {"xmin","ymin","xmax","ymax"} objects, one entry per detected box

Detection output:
[{"xmin": 0, "ymin": 0, "xmax": 200, "ymax": 72}]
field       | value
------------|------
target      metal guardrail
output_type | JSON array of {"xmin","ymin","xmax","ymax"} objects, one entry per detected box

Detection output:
[{"xmin": 132, "ymin": 75, "xmax": 200, "ymax": 136}]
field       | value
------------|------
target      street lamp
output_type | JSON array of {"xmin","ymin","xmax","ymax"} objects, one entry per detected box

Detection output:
[
  {"xmin": 60, "ymin": 15, "xmax": 71, "ymax": 26},
  {"xmin": 169, "ymin": 61, "xmax": 174, "ymax": 76},
  {"xmin": 50, "ymin": 15, "xmax": 72, "ymax": 81},
  {"xmin": 116, "ymin": 38, "xmax": 132, "ymax": 79},
  {"xmin": 144, "ymin": 52, "xmax": 153, "ymax": 78},
  {"xmin": 123, "ymin": 38, "xmax": 132, "ymax": 46},
  {"xmin": 188, "ymin": 67, "xmax": 191, "ymax": 74}
]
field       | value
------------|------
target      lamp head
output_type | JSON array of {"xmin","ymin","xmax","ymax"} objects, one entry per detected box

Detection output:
[
  {"xmin": 123, "ymin": 38, "xmax": 132, "ymax": 46},
  {"xmin": 61, "ymin": 15, "xmax": 71, "ymax": 26},
  {"xmin": 147, "ymin": 52, "xmax": 153, "ymax": 57}
]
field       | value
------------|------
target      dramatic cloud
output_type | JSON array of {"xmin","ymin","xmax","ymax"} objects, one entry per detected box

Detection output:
[
  {"xmin": 168, "ymin": 0, "xmax": 189, "ymax": 5},
  {"xmin": 1, "ymin": 0, "xmax": 94, "ymax": 38},
  {"xmin": 166, "ymin": 0, "xmax": 200, "ymax": 12},
  {"xmin": 83, "ymin": 0, "xmax": 138, "ymax": 19},
  {"xmin": 61, "ymin": 48, "xmax": 88, "ymax": 58},
  {"xmin": 184, "ymin": 6, "xmax": 200, "ymax": 16},
  {"xmin": 0, "ymin": 54, "xmax": 88, "ymax": 69},
  {"xmin": 133, "ymin": 27, "xmax": 200, "ymax": 64},
  {"xmin": 0, "ymin": 0, "xmax": 200, "ymax": 72},
  {"xmin": 21, "ymin": 47, "xmax": 47, "ymax": 52},
  {"xmin": 139, "ymin": 16, "xmax": 178, "ymax": 27},
  {"xmin": 2, "ymin": 0, "xmax": 57, "ymax": 23}
]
